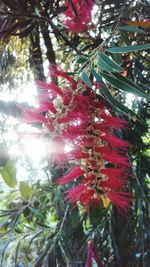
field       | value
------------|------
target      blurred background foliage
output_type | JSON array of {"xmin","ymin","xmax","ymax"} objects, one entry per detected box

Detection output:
[{"xmin": 0, "ymin": 0, "xmax": 150, "ymax": 266}]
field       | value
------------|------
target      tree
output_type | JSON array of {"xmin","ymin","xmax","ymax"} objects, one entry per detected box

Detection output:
[{"xmin": 0, "ymin": 0, "xmax": 150, "ymax": 266}]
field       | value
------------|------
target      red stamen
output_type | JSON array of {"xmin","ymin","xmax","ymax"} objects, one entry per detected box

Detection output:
[{"xmin": 58, "ymin": 166, "xmax": 84, "ymax": 184}]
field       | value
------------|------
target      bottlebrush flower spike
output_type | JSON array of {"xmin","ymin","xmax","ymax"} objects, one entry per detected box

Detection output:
[
  {"xmin": 23, "ymin": 65, "xmax": 131, "ymax": 213},
  {"xmin": 85, "ymin": 240, "xmax": 104, "ymax": 267},
  {"xmin": 64, "ymin": 0, "xmax": 94, "ymax": 32}
]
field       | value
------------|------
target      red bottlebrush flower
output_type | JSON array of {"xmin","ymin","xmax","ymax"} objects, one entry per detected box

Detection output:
[
  {"xmin": 43, "ymin": 120, "xmax": 55, "ymax": 132},
  {"xmin": 23, "ymin": 64, "xmax": 131, "ymax": 214},
  {"xmin": 64, "ymin": 20, "xmax": 87, "ymax": 32},
  {"xmin": 23, "ymin": 109, "xmax": 47, "ymax": 124},
  {"xmin": 101, "ymin": 134, "xmax": 130, "ymax": 149},
  {"xmin": 95, "ymin": 146, "xmax": 129, "ymax": 166},
  {"xmin": 100, "ymin": 168, "xmax": 129, "ymax": 190},
  {"xmin": 62, "ymin": 89, "xmax": 72, "ymax": 106},
  {"xmin": 49, "ymin": 136, "xmax": 66, "ymax": 166},
  {"xmin": 48, "ymin": 83, "xmax": 64, "ymax": 97},
  {"xmin": 80, "ymin": 136, "xmax": 95, "ymax": 147},
  {"xmin": 64, "ymin": 0, "xmax": 94, "ymax": 32},
  {"xmin": 65, "ymin": 124, "xmax": 87, "ymax": 136},
  {"xmin": 65, "ymin": 184, "xmax": 87, "ymax": 202},
  {"xmin": 101, "ymin": 168, "xmax": 128, "ymax": 179},
  {"xmin": 82, "ymin": 174, "xmax": 96, "ymax": 185},
  {"xmin": 73, "ymin": 95, "xmax": 95, "ymax": 116},
  {"xmin": 58, "ymin": 166, "xmax": 84, "ymax": 184},
  {"xmin": 107, "ymin": 192, "xmax": 132, "ymax": 214},
  {"xmin": 104, "ymin": 153, "xmax": 129, "ymax": 167},
  {"xmin": 66, "ymin": 147, "xmax": 89, "ymax": 161},
  {"xmin": 23, "ymin": 109, "xmax": 55, "ymax": 132},
  {"xmin": 36, "ymin": 81, "xmax": 63, "ymax": 98},
  {"xmin": 66, "ymin": 184, "xmax": 96, "ymax": 207},
  {"xmin": 36, "ymin": 100, "xmax": 57, "ymax": 114},
  {"xmin": 92, "ymin": 244, "xmax": 105, "ymax": 267},
  {"xmin": 85, "ymin": 240, "xmax": 92, "ymax": 267},
  {"xmin": 57, "ymin": 111, "xmax": 90, "ymax": 125},
  {"xmin": 100, "ymin": 177, "xmax": 125, "ymax": 191},
  {"xmin": 49, "ymin": 65, "xmax": 77, "ymax": 90},
  {"xmin": 93, "ymin": 122, "xmax": 108, "ymax": 133},
  {"xmin": 85, "ymin": 240, "xmax": 104, "ymax": 267},
  {"xmin": 101, "ymin": 112, "xmax": 128, "ymax": 128}
]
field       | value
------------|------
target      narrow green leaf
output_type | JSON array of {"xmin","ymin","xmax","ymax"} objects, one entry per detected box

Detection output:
[
  {"xmin": 70, "ymin": 208, "xmax": 80, "ymax": 228},
  {"xmin": 119, "ymin": 25, "xmax": 145, "ymax": 34},
  {"xmin": 112, "ymin": 53, "xmax": 122, "ymax": 65},
  {"xmin": 91, "ymin": 68, "xmax": 103, "ymax": 83},
  {"xmin": 77, "ymin": 61, "xmax": 89, "ymax": 74},
  {"xmin": 115, "ymin": 73, "xmax": 149, "ymax": 97},
  {"xmin": 14, "ymin": 240, "xmax": 21, "ymax": 267},
  {"xmin": 101, "ymin": 72, "xmax": 149, "ymax": 98},
  {"xmin": 28, "ymin": 230, "xmax": 43, "ymax": 248},
  {"xmin": 101, "ymin": 86, "xmax": 137, "ymax": 116},
  {"xmin": 23, "ymin": 255, "xmax": 29, "ymax": 267},
  {"xmin": 58, "ymin": 240, "xmax": 68, "ymax": 261},
  {"xmin": 29, "ymin": 207, "xmax": 45, "ymax": 220},
  {"xmin": 92, "ymin": 70, "xmax": 137, "ymax": 116},
  {"xmin": 20, "ymin": 181, "xmax": 33, "ymax": 200},
  {"xmin": 107, "ymin": 44, "xmax": 150, "ymax": 53},
  {"xmin": 0, "ymin": 241, "xmax": 11, "ymax": 267},
  {"xmin": 98, "ymin": 53, "xmax": 123, "ymax": 72},
  {"xmin": 0, "ymin": 160, "xmax": 17, "ymax": 188},
  {"xmin": 115, "ymin": 73, "xmax": 150, "ymax": 99},
  {"xmin": 113, "ymin": 98, "xmax": 138, "ymax": 116},
  {"xmin": 34, "ymin": 242, "xmax": 52, "ymax": 267},
  {"xmin": 77, "ymin": 56, "xmax": 88, "ymax": 64},
  {"xmin": 9, "ymin": 213, "xmax": 20, "ymax": 229},
  {"xmin": 81, "ymin": 72, "xmax": 92, "ymax": 88},
  {"xmin": 100, "ymin": 85, "xmax": 115, "ymax": 104}
]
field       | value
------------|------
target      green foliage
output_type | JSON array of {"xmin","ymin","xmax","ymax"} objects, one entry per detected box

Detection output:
[
  {"xmin": 118, "ymin": 25, "xmax": 145, "ymax": 34},
  {"xmin": 98, "ymin": 53, "xmax": 123, "ymax": 73},
  {"xmin": 81, "ymin": 72, "xmax": 93, "ymax": 88},
  {"xmin": 19, "ymin": 181, "xmax": 33, "ymax": 201},
  {"xmin": 0, "ymin": 160, "xmax": 16, "ymax": 188},
  {"xmin": 101, "ymin": 72, "xmax": 149, "ymax": 98},
  {"xmin": 107, "ymin": 44, "xmax": 150, "ymax": 53}
]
